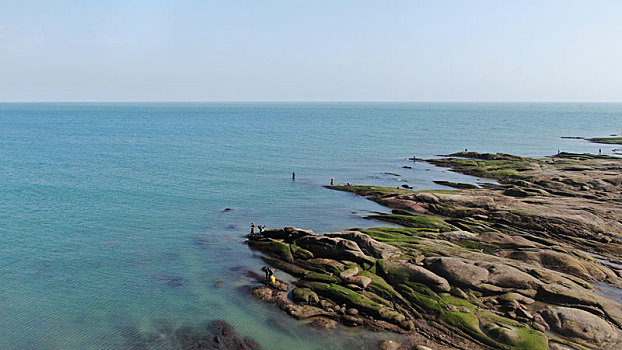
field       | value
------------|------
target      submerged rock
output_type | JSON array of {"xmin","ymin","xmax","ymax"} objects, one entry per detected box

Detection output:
[
  {"xmin": 154, "ymin": 274, "xmax": 186, "ymax": 287},
  {"xmin": 123, "ymin": 319, "xmax": 262, "ymax": 350},
  {"xmin": 308, "ymin": 317, "xmax": 338, "ymax": 330}
]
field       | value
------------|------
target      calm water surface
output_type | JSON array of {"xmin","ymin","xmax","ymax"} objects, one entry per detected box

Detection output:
[{"xmin": 0, "ymin": 103, "xmax": 620, "ymax": 349}]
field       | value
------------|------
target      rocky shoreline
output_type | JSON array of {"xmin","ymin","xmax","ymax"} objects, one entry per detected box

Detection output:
[{"xmin": 245, "ymin": 151, "xmax": 622, "ymax": 350}]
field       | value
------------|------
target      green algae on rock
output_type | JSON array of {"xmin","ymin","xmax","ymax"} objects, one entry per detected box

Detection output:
[
  {"xmin": 588, "ymin": 137, "xmax": 622, "ymax": 145},
  {"xmin": 245, "ymin": 151, "xmax": 622, "ymax": 350}
]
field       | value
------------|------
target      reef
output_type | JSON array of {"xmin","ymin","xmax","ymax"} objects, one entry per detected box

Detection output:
[
  {"xmin": 246, "ymin": 151, "xmax": 622, "ymax": 350},
  {"xmin": 587, "ymin": 137, "xmax": 622, "ymax": 145}
]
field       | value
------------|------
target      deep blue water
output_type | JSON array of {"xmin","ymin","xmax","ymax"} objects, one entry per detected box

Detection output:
[{"xmin": 0, "ymin": 102, "xmax": 620, "ymax": 349}]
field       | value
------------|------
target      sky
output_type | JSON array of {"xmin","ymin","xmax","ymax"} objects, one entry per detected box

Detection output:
[{"xmin": 0, "ymin": 0, "xmax": 621, "ymax": 102}]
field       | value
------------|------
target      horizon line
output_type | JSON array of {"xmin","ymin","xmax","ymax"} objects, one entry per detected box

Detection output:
[{"xmin": 1, "ymin": 100, "xmax": 622, "ymax": 104}]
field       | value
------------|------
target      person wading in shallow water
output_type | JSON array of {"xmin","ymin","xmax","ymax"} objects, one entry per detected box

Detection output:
[{"xmin": 292, "ymin": 171, "xmax": 295, "ymax": 181}]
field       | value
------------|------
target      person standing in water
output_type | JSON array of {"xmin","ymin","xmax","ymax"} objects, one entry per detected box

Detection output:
[{"xmin": 292, "ymin": 171, "xmax": 295, "ymax": 180}]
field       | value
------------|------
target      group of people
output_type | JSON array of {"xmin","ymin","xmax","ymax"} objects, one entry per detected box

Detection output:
[
  {"xmin": 293, "ymin": 170, "xmax": 340, "ymax": 187},
  {"xmin": 249, "ymin": 222, "xmax": 266, "ymax": 236},
  {"xmin": 250, "ymin": 224, "xmax": 277, "ymax": 282}
]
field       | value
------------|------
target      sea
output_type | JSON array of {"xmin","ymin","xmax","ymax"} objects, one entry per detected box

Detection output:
[{"xmin": 0, "ymin": 102, "xmax": 620, "ymax": 349}]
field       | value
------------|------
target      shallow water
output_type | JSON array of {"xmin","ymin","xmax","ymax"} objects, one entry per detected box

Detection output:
[
  {"xmin": 0, "ymin": 102, "xmax": 620, "ymax": 349},
  {"xmin": 593, "ymin": 283, "xmax": 622, "ymax": 305}
]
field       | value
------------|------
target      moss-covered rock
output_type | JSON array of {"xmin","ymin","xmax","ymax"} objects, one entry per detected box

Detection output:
[
  {"xmin": 295, "ymin": 235, "xmax": 376, "ymax": 265},
  {"xmin": 588, "ymin": 137, "xmax": 622, "ymax": 145},
  {"xmin": 302, "ymin": 258, "xmax": 345, "ymax": 275},
  {"xmin": 304, "ymin": 281, "xmax": 406, "ymax": 326},
  {"xmin": 478, "ymin": 316, "xmax": 549, "ymax": 350},
  {"xmin": 366, "ymin": 214, "xmax": 454, "ymax": 232},
  {"xmin": 248, "ymin": 238, "xmax": 294, "ymax": 262},
  {"xmin": 305, "ymin": 282, "xmax": 383, "ymax": 313},
  {"xmin": 339, "ymin": 266, "xmax": 359, "ymax": 279},
  {"xmin": 347, "ymin": 275, "xmax": 372, "ymax": 289},
  {"xmin": 359, "ymin": 270, "xmax": 409, "ymax": 306},
  {"xmin": 261, "ymin": 256, "xmax": 310, "ymax": 277},
  {"xmin": 326, "ymin": 185, "xmax": 411, "ymax": 197},
  {"xmin": 292, "ymin": 287, "xmax": 319, "ymax": 304},
  {"xmin": 377, "ymin": 259, "xmax": 451, "ymax": 293},
  {"xmin": 360, "ymin": 228, "xmax": 423, "ymax": 249},
  {"xmin": 428, "ymin": 153, "xmax": 536, "ymax": 180},
  {"xmin": 395, "ymin": 283, "xmax": 441, "ymax": 314},
  {"xmin": 290, "ymin": 244, "xmax": 314, "ymax": 260},
  {"xmin": 304, "ymin": 272, "xmax": 339, "ymax": 283}
]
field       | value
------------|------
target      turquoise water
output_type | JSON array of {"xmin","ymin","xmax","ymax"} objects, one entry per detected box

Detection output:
[{"xmin": 0, "ymin": 102, "xmax": 620, "ymax": 349}]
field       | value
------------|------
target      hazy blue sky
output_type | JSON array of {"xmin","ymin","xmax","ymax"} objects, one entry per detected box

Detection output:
[{"xmin": 1, "ymin": 1, "xmax": 621, "ymax": 102}]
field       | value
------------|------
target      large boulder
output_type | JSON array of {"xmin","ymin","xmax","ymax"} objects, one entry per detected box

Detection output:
[
  {"xmin": 325, "ymin": 231, "xmax": 402, "ymax": 259},
  {"xmin": 379, "ymin": 260, "xmax": 450, "ymax": 292},
  {"xmin": 542, "ymin": 307, "xmax": 621, "ymax": 345},
  {"xmin": 300, "ymin": 258, "xmax": 345, "ymax": 275},
  {"xmin": 347, "ymin": 275, "xmax": 372, "ymax": 289},
  {"xmin": 414, "ymin": 193, "xmax": 440, "ymax": 204},
  {"xmin": 475, "ymin": 262, "xmax": 541, "ymax": 290},
  {"xmin": 508, "ymin": 249, "xmax": 613, "ymax": 282},
  {"xmin": 339, "ymin": 266, "xmax": 359, "ymax": 280},
  {"xmin": 292, "ymin": 287, "xmax": 320, "ymax": 304},
  {"xmin": 247, "ymin": 238, "xmax": 294, "ymax": 262},
  {"xmin": 261, "ymin": 256, "xmax": 309, "ymax": 277},
  {"xmin": 424, "ymin": 257, "xmax": 488, "ymax": 289},
  {"xmin": 424, "ymin": 257, "xmax": 540, "ymax": 292},
  {"xmin": 540, "ymin": 250, "xmax": 610, "ymax": 281},
  {"xmin": 295, "ymin": 235, "xmax": 375, "ymax": 265},
  {"xmin": 260, "ymin": 226, "xmax": 315, "ymax": 241}
]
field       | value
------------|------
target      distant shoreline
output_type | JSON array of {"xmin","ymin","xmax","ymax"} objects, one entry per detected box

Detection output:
[{"xmin": 561, "ymin": 135, "xmax": 622, "ymax": 145}]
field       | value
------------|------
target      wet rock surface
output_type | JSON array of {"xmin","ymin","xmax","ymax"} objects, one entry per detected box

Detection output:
[{"xmin": 245, "ymin": 151, "xmax": 622, "ymax": 349}]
